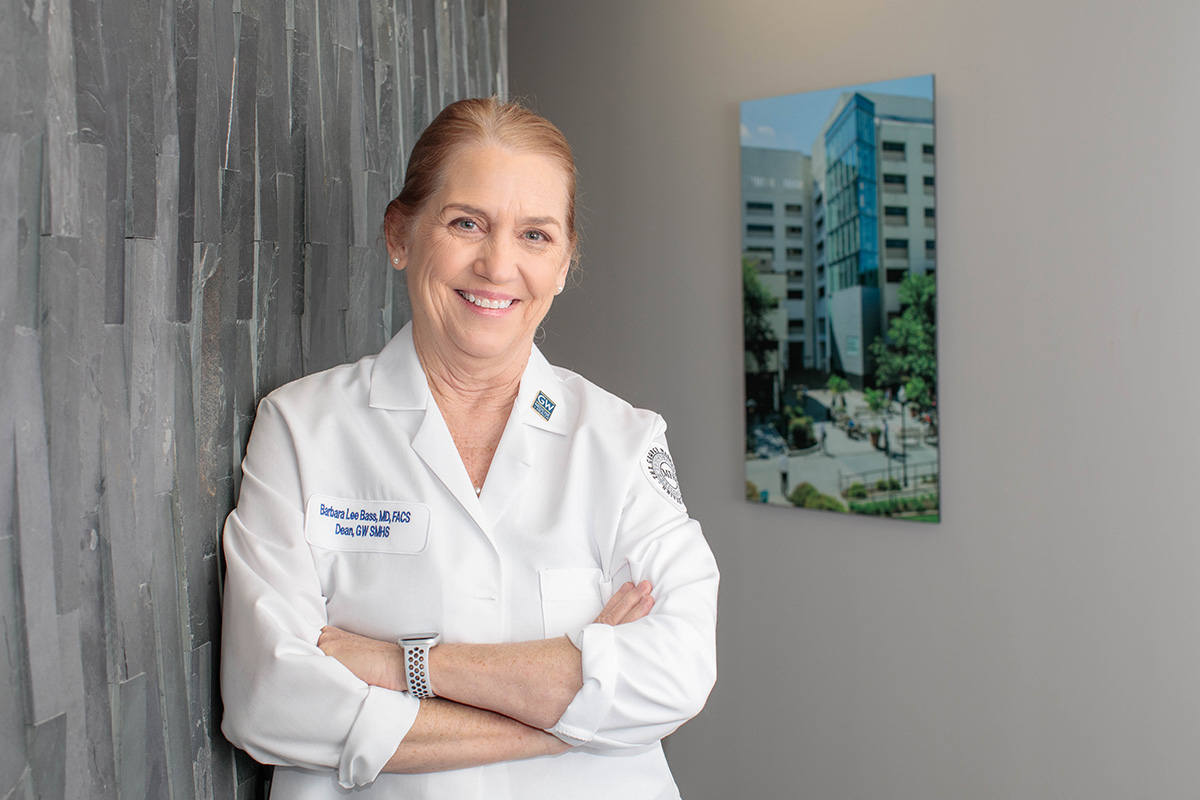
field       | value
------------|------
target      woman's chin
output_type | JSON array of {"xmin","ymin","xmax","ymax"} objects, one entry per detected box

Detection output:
[{"xmin": 449, "ymin": 328, "xmax": 533, "ymax": 364}]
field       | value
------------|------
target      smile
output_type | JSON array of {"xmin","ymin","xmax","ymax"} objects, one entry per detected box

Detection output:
[{"xmin": 458, "ymin": 291, "xmax": 514, "ymax": 310}]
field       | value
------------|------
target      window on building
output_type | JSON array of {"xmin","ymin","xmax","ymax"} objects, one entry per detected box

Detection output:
[
  {"xmin": 924, "ymin": 207, "xmax": 936, "ymax": 227},
  {"xmin": 885, "ymin": 238, "xmax": 909, "ymax": 261},
  {"xmin": 746, "ymin": 201, "xmax": 773, "ymax": 215},
  {"xmin": 786, "ymin": 248, "xmax": 804, "ymax": 261},
  {"xmin": 925, "ymin": 239, "xmax": 936, "ymax": 258},
  {"xmin": 787, "ymin": 289, "xmax": 804, "ymax": 300},
  {"xmin": 788, "ymin": 269, "xmax": 804, "ymax": 279},
  {"xmin": 788, "ymin": 320, "xmax": 805, "ymax": 334},
  {"xmin": 818, "ymin": 286, "xmax": 826, "ymax": 298},
  {"xmin": 881, "ymin": 141, "xmax": 905, "ymax": 161},
  {"xmin": 785, "ymin": 203, "xmax": 803, "ymax": 216},
  {"xmin": 922, "ymin": 143, "xmax": 935, "ymax": 163},
  {"xmin": 884, "ymin": 206, "xmax": 908, "ymax": 226},
  {"xmin": 747, "ymin": 224, "xmax": 774, "ymax": 238},
  {"xmin": 786, "ymin": 225, "xmax": 803, "ymax": 238},
  {"xmin": 923, "ymin": 175, "xmax": 935, "ymax": 195},
  {"xmin": 883, "ymin": 174, "xmax": 906, "ymax": 193},
  {"xmin": 886, "ymin": 268, "xmax": 909, "ymax": 283}
]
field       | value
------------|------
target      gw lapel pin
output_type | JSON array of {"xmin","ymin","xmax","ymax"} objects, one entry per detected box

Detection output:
[{"xmin": 533, "ymin": 391, "xmax": 556, "ymax": 421}]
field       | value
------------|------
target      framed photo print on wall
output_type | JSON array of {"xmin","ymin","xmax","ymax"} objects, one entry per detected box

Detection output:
[{"xmin": 741, "ymin": 75, "xmax": 940, "ymax": 523}]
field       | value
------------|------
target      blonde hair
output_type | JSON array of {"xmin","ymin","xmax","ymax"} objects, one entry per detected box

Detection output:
[{"xmin": 383, "ymin": 97, "xmax": 579, "ymax": 264}]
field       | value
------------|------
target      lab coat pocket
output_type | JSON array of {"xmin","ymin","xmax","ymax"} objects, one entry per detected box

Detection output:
[{"xmin": 538, "ymin": 568, "xmax": 605, "ymax": 639}]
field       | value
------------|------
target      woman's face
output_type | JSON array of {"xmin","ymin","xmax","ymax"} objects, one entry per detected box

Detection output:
[{"xmin": 392, "ymin": 145, "xmax": 572, "ymax": 367}]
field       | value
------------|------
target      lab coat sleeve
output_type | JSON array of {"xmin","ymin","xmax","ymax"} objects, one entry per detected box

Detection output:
[
  {"xmin": 220, "ymin": 398, "xmax": 420, "ymax": 788},
  {"xmin": 549, "ymin": 420, "xmax": 719, "ymax": 750}
]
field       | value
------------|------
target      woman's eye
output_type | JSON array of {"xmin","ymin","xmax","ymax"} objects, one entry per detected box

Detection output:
[
  {"xmin": 523, "ymin": 230, "xmax": 548, "ymax": 242},
  {"xmin": 453, "ymin": 219, "xmax": 478, "ymax": 231}
]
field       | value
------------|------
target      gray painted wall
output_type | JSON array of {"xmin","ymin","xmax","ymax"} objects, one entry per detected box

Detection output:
[
  {"xmin": 510, "ymin": 1, "xmax": 1200, "ymax": 797},
  {"xmin": 0, "ymin": 1, "xmax": 504, "ymax": 797}
]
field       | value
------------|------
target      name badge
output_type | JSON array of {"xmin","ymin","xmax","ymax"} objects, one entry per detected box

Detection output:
[{"xmin": 304, "ymin": 494, "xmax": 430, "ymax": 554}]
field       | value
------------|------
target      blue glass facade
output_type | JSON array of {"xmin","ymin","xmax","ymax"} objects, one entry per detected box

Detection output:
[{"xmin": 824, "ymin": 94, "xmax": 879, "ymax": 292}]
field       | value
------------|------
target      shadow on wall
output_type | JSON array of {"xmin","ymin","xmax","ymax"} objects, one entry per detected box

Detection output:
[{"xmin": 0, "ymin": 1, "xmax": 505, "ymax": 797}]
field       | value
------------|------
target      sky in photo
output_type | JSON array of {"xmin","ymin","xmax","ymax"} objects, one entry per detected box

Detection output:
[{"xmin": 741, "ymin": 75, "xmax": 934, "ymax": 154}]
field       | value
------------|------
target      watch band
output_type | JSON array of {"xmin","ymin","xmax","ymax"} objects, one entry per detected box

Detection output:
[{"xmin": 399, "ymin": 633, "xmax": 441, "ymax": 699}]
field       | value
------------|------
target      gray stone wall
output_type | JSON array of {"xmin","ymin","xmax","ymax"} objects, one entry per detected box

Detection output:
[{"xmin": 0, "ymin": 1, "xmax": 505, "ymax": 797}]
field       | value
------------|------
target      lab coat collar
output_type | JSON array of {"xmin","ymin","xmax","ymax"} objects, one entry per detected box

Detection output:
[
  {"xmin": 368, "ymin": 324, "xmax": 428, "ymax": 411},
  {"xmin": 515, "ymin": 343, "xmax": 573, "ymax": 437},
  {"xmin": 366, "ymin": 323, "xmax": 572, "ymax": 541},
  {"xmin": 367, "ymin": 323, "xmax": 573, "ymax": 437}
]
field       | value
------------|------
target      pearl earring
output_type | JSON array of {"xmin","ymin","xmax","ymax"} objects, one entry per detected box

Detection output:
[
  {"xmin": 555, "ymin": 285, "xmax": 563, "ymax": 295},
  {"xmin": 392, "ymin": 256, "xmax": 400, "ymax": 264}
]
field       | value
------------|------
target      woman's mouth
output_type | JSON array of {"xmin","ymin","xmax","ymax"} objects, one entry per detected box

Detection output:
[{"xmin": 458, "ymin": 291, "xmax": 514, "ymax": 310}]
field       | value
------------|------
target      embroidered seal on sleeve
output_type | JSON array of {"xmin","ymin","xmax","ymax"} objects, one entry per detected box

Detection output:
[{"xmin": 643, "ymin": 444, "xmax": 686, "ymax": 510}]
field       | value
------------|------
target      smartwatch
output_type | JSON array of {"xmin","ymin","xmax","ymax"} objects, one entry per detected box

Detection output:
[{"xmin": 398, "ymin": 632, "xmax": 441, "ymax": 699}]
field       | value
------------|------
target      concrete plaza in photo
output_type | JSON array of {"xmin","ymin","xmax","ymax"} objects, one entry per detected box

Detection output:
[{"xmin": 745, "ymin": 388, "xmax": 939, "ymax": 512}]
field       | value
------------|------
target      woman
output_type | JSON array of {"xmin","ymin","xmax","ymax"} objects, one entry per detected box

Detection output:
[{"xmin": 220, "ymin": 97, "xmax": 719, "ymax": 798}]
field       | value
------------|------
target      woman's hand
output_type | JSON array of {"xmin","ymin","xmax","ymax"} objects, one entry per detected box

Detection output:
[
  {"xmin": 593, "ymin": 580, "xmax": 654, "ymax": 626},
  {"xmin": 318, "ymin": 626, "xmax": 406, "ymax": 692}
]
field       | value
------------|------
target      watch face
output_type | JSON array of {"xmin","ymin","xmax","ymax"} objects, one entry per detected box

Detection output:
[{"xmin": 401, "ymin": 633, "xmax": 440, "ymax": 645}]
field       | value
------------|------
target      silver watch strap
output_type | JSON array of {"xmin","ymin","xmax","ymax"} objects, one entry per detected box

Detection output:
[{"xmin": 402, "ymin": 640, "xmax": 436, "ymax": 699}]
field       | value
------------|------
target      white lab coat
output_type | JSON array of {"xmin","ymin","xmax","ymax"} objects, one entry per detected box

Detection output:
[{"xmin": 220, "ymin": 323, "xmax": 719, "ymax": 799}]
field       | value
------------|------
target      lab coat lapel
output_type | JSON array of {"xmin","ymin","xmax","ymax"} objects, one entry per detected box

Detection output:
[
  {"xmin": 480, "ymin": 346, "xmax": 572, "ymax": 522},
  {"xmin": 411, "ymin": 399, "xmax": 492, "ymax": 535},
  {"xmin": 369, "ymin": 324, "xmax": 491, "ymax": 535},
  {"xmin": 478, "ymin": 409, "xmax": 532, "ymax": 524},
  {"xmin": 368, "ymin": 327, "xmax": 572, "ymax": 539}
]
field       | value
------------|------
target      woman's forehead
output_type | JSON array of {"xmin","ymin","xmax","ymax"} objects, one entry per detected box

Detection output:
[{"xmin": 434, "ymin": 146, "xmax": 570, "ymax": 217}]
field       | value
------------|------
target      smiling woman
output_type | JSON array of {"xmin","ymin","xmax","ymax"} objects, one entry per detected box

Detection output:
[
  {"xmin": 393, "ymin": 146, "xmax": 573, "ymax": 371},
  {"xmin": 219, "ymin": 98, "xmax": 719, "ymax": 799}
]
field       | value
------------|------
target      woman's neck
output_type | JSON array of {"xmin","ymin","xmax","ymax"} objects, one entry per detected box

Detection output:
[
  {"xmin": 412, "ymin": 328, "xmax": 532, "ymax": 493},
  {"xmin": 415, "ymin": 339, "xmax": 530, "ymax": 417}
]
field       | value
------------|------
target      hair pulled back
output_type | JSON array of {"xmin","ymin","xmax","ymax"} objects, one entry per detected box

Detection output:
[{"xmin": 383, "ymin": 97, "xmax": 579, "ymax": 264}]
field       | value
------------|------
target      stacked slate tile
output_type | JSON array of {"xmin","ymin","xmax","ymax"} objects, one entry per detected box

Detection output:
[{"xmin": 0, "ymin": 1, "xmax": 506, "ymax": 797}]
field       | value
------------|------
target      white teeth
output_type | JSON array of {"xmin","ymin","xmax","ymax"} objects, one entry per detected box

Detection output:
[{"xmin": 460, "ymin": 291, "xmax": 513, "ymax": 310}]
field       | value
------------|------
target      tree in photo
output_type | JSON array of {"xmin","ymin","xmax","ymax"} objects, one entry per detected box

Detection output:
[
  {"xmin": 870, "ymin": 273, "xmax": 936, "ymax": 411},
  {"xmin": 826, "ymin": 374, "xmax": 850, "ymax": 409},
  {"xmin": 743, "ymin": 257, "xmax": 778, "ymax": 372}
]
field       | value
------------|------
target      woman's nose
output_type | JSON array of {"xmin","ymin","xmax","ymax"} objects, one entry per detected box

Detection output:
[{"xmin": 474, "ymin": 234, "xmax": 518, "ymax": 283}]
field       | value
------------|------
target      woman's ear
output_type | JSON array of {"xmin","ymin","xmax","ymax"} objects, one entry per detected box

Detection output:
[
  {"xmin": 388, "ymin": 243, "xmax": 407, "ymax": 271},
  {"xmin": 556, "ymin": 252, "xmax": 571, "ymax": 288}
]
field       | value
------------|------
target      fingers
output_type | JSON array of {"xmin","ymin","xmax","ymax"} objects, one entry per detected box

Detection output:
[
  {"xmin": 632, "ymin": 591, "xmax": 654, "ymax": 622},
  {"xmin": 593, "ymin": 580, "xmax": 655, "ymax": 626},
  {"xmin": 317, "ymin": 625, "xmax": 339, "ymax": 652},
  {"xmin": 317, "ymin": 625, "xmax": 356, "ymax": 656}
]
